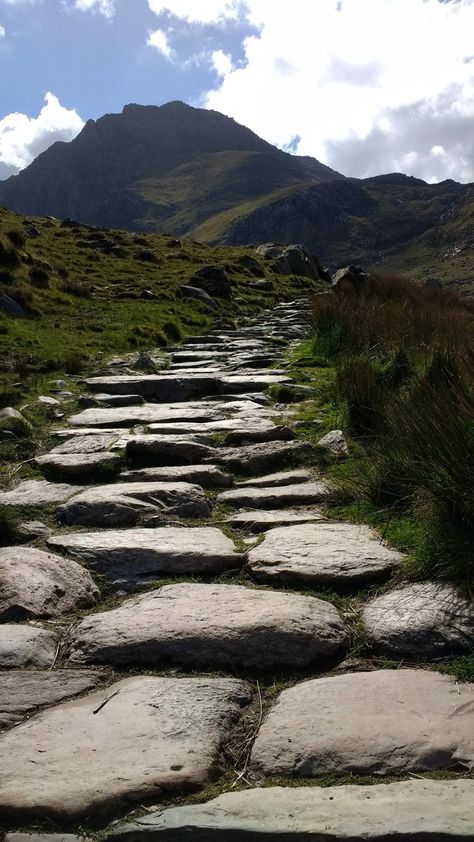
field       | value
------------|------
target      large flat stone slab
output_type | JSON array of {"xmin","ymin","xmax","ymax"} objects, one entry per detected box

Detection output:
[
  {"xmin": 251, "ymin": 669, "xmax": 474, "ymax": 777},
  {"xmin": 0, "ymin": 480, "xmax": 80, "ymax": 507},
  {"xmin": 85, "ymin": 373, "xmax": 219, "ymax": 401},
  {"xmin": 0, "ymin": 624, "xmax": 58, "ymax": 668},
  {"xmin": 36, "ymin": 451, "xmax": 121, "ymax": 480},
  {"xmin": 0, "ymin": 546, "xmax": 99, "ymax": 621},
  {"xmin": 223, "ymin": 425, "xmax": 294, "ymax": 446},
  {"xmin": 363, "ymin": 582, "xmax": 474, "ymax": 657},
  {"xmin": 108, "ymin": 780, "xmax": 474, "ymax": 841},
  {"xmin": 217, "ymin": 482, "xmax": 332, "ymax": 510},
  {"xmin": 125, "ymin": 436, "xmax": 214, "ymax": 466},
  {"xmin": 50, "ymin": 433, "xmax": 122, "ymax": 454},
  {"xmin": 69, "ymin": 402, "xmax": 226, "ymax": 428},
  {"xmin": 68, "ymin": 583, "xmax": 348, "ymax": 670},
  {"xmin": 0, "ymin": 669, "xmax": 104, "ymax": 728},
  {"xmin": 210, "ymin": 441, "xmax": 314, "ymax": 475},
  {"xmin": 121, "ymin": 464, "xmax": 232, "ymax": 488},
  {"xmin": 0, "ymin": 676, "xmax": 250, "ymax": 821},
  {"xmin": 57, "ymin": 482, "xmax": 211, "ymax": 527},
  {"xmin": 220, "ymin": 374, "xmax": 292, "ymax": 392},
  {"xmin": 248, "ymin": 523, "xmax": 403, "ymax": 585},
  {"xmin": 225, "ymin": 508, "xmax": 326, "ymax": 532},
  {"xmin": 47, "ymin": 528, "xmax": 245, "ymax": 590},
  {"xmin": 238, "ymin": 469, "xmax": 313, "ymax": 487}
]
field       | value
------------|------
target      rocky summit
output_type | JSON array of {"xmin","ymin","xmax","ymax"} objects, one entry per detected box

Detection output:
[{"xmin": 0, "ymin": 295, "xmax": 473, "ymax": 840}]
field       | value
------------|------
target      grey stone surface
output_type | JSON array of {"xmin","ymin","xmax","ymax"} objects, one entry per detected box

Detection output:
[
  {"xmin": 36, "ymin": 451, "xmax": 121, "ymax": 480},
  {"xmin": 17, "ymin": 520, "xmax": 53, "ymax": 540},
  {"xmin": 0, "ymin": 546, "xmax": 99, "ymax": 621},
  {"xmin": 318, "ymin": 429, "xmax": 349, "ymax": 458},
  {"xmin": 226, "ymin": 508, "xmax": 325, "ymax": 532},
  {"xmin": 0, "ymin": 624, "xmax": 58, "ymax": 668},
  {"xmin": 211, "ymin": 440, "xmax": 313, "ymax": 475},
  {"xmin": 85, "ymin": 373, "xmax": 219, "ymax": 401},
  {"xmin": 47, "ymin": 527, "xmax": 245, "ymax": 589},
  {"xmin": 109, "ymin": 780, "xmax": 474, "ymax": 840},
  {"xmin": 68, "ymin": 583, "xmax": 348, "ymax": 669},
  {"xmin": 216, "ymin": 482, "xmax": 332, "ymax": 510},
  {"xmin": 0, "ymin": 480, "xmax": 80, "ymax": 507},
  {"xmin": 69, "ymin": 402, "xmax": 226, "ymax": 428},
  {"xmin": 0, "ymin": 669, "xmax": 103, "ymax": 728},
  {"xmin": 0, "ymin": 676, "xmax": 250, "ymax": 821},
  {"xmin": 220, "ymin": 374, "xmax": 291, "ymax": 393},
  {"xmin": 223, "ymin": 425, "xmax": 294, "ymax": 445},
  {"xmin": 49, "ymin": 433, "xmax": 121, "ymax": 454},
  {"xmin": 6, "ymin": 835, "xmax": 90, "ymax": 842},
  {"xmin": 248, "ymin": 523, "xmax": 403, "ymax": 584},
  {"xmin": 57, "ymin": 481, "xmax": 211, "ymax": 527},
  {"xmin": 251, "ymin": 669, "xmax": 474, "ymax": 776},
  {"xmin": 125, "ymin": 436, "xmax": 214, "ymax": 466},
  {"xmin": 238, "ymin": 469, "xmax": 313, "ymax": 487},
  {"xmin": 121, "ymin": 464, "xmax": 232, "ymax": 488},
  {"xmin": 363, "ymin": 582, "xmax": 474, "ymax": 656}
]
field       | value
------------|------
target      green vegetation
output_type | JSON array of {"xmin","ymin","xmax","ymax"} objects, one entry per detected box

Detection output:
[{"xmin": 298, "ymin": 275, "xmax": 474, "ymax": 585}]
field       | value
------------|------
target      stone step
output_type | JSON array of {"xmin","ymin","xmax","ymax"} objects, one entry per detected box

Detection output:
[
  {"xmin": 107, "ymin": 780, "xmax": 474, "ymax": 840},
  {"xmin": 120, "ymin": 464, "xmax": 232, "ymax": 488},
  {"xmin": 217, "ymin": 481, "xmax": 332, "ymax": 510},
  {"xmin": 57, "ymin": 481, "xmax": 211, "ymax": 527},
  {"xmin": 68, "ymin": 582, "xmax": 349, "ymax": 670},
  {"xmin": 0, "ymin": 480, "xmax": 81, "ymax": 507},
  {"xmin": 35, "ymin": 451, "xmax": 121, "ymax": 481},
  {"xmin": 225, "ymin": 508, "xmax": 325, "ymax": 532},
  {"xmin": 0, "ymin": 676, "xmax": 250, "ymax": 823},
  {"xmin": 250, "ymin": 669, "xmax": 474, "ymax": 777},
  {"xmin": 210, "ymin": 440, "xmax": 314, "ymax": 475},
  {"xmin": 248, "ymin": 523, "xmax": 404, "ymax": 585},
  {"xmin": 237, "ymin": 469, "xmax": 313, "ymax": 487},
  {"xmin": 0, "ymin": 669, "xmax": 104, "ymax": 729},
  {"xmin": 125, "ymin": 436, "xmax": 214, "ymax": 466},
  {"xmin": 47, "ymin": 527, "xmax": 246, "ymax": 590}
]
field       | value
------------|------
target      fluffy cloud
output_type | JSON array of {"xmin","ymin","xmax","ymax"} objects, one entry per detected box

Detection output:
[
  {"xmin": 148, "ymin": 0, "xmax": 244, "ymax": 24},
  {"xmin": 0, "ymin": 24, "xmax": 5, "ymax": 37},
  {"xmin": 188, "ymin": 0, "xmax": 474, "ymax": 182},
  {"xmin": 211, "ymin": 49, "xmax": 233, "ymax": 76},
  {"xmin": 71, "ymin": 0, "xmax": 115, "ymax": 18},
  {"xmin": 0, "ymin": 92, "xmax": 84, "ymax": 179},
  {"xmin": 147, "ymin": 27, "xmax": 174, "ymax": 59}
]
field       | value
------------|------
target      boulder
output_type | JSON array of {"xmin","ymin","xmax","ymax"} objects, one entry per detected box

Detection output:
[
  {"xmin": 0, "ymin": 293, "xmax": 26, "ymax": 318},
  {"xmin": 0, "ymin": 624, "xmax": 58, "ymax": 668},
  {"xmin": 0, "ymin": 546, "xmax": 99, "ymax": 620},
  {"xmin": 363, "ymin": 582, "xmax": 474, "ymax": 657},
  {"xmin": 189, "ymin": 265, "xmax": 232, "ymax": 298},
  {"xmin": 331, "ymin": 265, "xmax": 370, "ymax": 290},
  {"xmin": 0, "ymin": 676, "xmax": 250, "ymax": 821},
  {"xmin": 248, "ymin": 523, "xmax": 403, "ymax": 585},
  {"xmin": 178, "ymin": 285, "xmax": 218, "ymax": 310},
  {"xmin": 251, "ymin": 669, "xmax": 474, "ymax": 776},
  {"xmin": 0, "ymin": 407, "xmax": 32, "ymax": 435},
  {"xmin": 68, "ymin": 582, "xmax": 348, "ymax": 670},
  {"xmin": 317, "ymin": 429, "xmax": 349, "ymax": 458}
]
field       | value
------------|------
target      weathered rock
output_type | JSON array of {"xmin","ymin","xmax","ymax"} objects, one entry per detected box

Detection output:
[
  {"xmin": 251, "ymin": 669, "xmax": 474, "ymax": 777},
  {"xmin": 0, "ymin": 676, "xmax": 250, "ymax": 821},
  {"xmin": 189, "ymin": 265, "xmax": 232, "ymax": 298},
  {"xmin": 0, "ymin": 669, "xmax": 103, "ymax": 728},
  {"xmin": 220, "ymin": 374, "xmax": 292, "ymax": 393},
  {"xmin": 108, "ymin": 780, "xmax": 474, "ymax": 841},
  {"xmin": 57, "ymin": 481, "xmax": 211, "ymax": 526},
  {"xmin": 217, "ymin": 481, "xmax": 332, "ymax": 510},
  {"xmin": 0, "ymin": 406, "xmax": 32, "ymax": 434},
  {"xmin": 68, "ymin": 400, "xmax": 259, "ymax": 428},
  {"xmin": 121, "ymin": 464, "xmax": 232, "ymax": 488},
  {"xmin": 178, "ymin": 284, "xmax": 218, "ymax": 309},
  {"xmin": 248, "ymin": 523, "xmax": 403, "ymax": 585},
  {"xmin": 90, "ymin": 393, "xmax": 146, "ymax": 407},
  {"xmin": 0, "ymin": 624, "xmax": 58, "ymax": 668},
  {"xmin": 238, "ymin": 469, "xmax": 313, "ymax": 487},
  {"xmin": 47, "ymin": 527, "xmax": 245, "ymax": 589},
  {"xmin": 331, "ymin": 265, "xmax": 370, "ymax": 290},
  {"xmin": 363, "ymin": 582, "xmax": 474, "ymax": 657},
  {"xmin": 5, "ymin": 834, "xmax": 89, "ymax": 842},
  {"xmin": 223, "ymin": 425, "xmax": 294, "ymax": 446},
  {"xmin": 211, "ymin": 440, "xmax": 313, "ymax": 475},
  {"xmin": 69, "ymin": 583, "xmax": 348, "ymax": 670},
  {"xmin": 0, "ymin": 480, "xmax": 80, "ymax": 507},
  {"xmin": 0, "ymin": 293, "xmax": 26, "ymax": 318},
  {"xmin": 125, "ymin": 436, "xmax": 214, "ymax": 466},
  {"xmin": 318, "ymin": 429, "xmax": 349, "ymax": 458},
  {"xmin": 36, "ymin": 451, "xmax": 121, "ymax": 480},
  {"xmin": 16, "ymin": 520, "xmax": 53, "ymax": 540},
  {"xmin": 0, "ymin": 546, "xmax": 99, "ymax": 621},
  {"xmin": 226, "ymin": 508, "xmax": 325, "ymax": 532},
  {"xmin": 49, "ymin": 433, "xmax": 121, "ymax": 454}
]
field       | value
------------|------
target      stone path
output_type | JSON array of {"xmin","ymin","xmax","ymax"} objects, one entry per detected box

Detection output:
[{"xmin": 0, "ymin": 296, "xmax": 472, "ymax": 838}]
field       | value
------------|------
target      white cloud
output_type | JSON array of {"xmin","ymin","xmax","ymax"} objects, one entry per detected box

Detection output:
[
  {"xmin": 211, "ymin": 49, "xmax": 233, "ymax": 76},
  {"xmin": 147, "ymin": 27, "xmax": 174, "ymax": 59},
  {"xmin": 0, "ymin": 92, "xmax": 84, "ymax": 180},
  {"xmin": 191, "ymin": 0, "xmax": 474, "ymax": 182},
  {"xmin": 0, "ymin": 24, "xmax": 5, "ymax": 37},
  {"xmin": 148, "ymin": 0, "xmax": 243, "ymax": 24},
  {"xmin": 71, "ymin": 0, "xmax": 115, "ymax": 18}
]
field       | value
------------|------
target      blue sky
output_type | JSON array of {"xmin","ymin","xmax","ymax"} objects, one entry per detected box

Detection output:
[{"xmin": 1, "ymin": 0, "xmax": 474, "ymax": 182}]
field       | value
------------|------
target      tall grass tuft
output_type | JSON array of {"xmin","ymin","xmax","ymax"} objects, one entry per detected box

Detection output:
[{"xmin": 311, "ymin": 275, "xmax": 474, "ymax": 583}]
